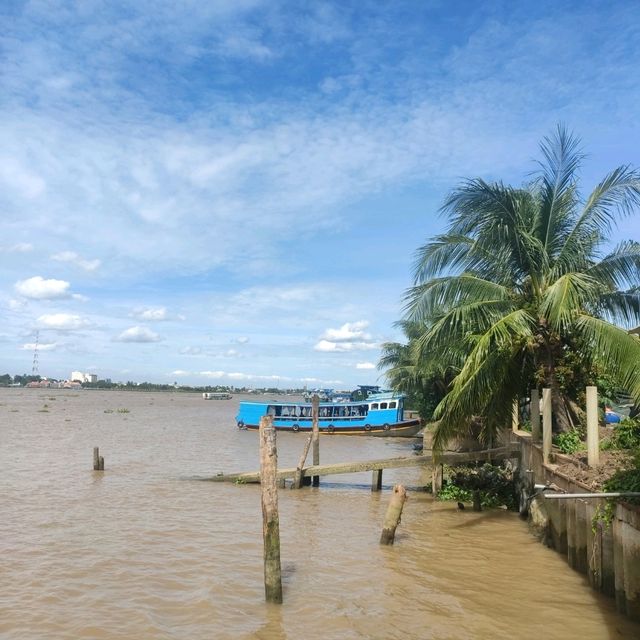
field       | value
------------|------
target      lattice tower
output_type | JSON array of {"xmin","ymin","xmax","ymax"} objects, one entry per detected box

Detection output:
[{"xmin": 31, "ymin": 331, "xmax": 39, "ymax": 377}]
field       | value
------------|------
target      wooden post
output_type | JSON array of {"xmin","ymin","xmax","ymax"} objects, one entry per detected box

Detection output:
[
  {"xmin": 511, "ymin": 398, "xmax": 519, "ymax": 432},
  {"xmin": 542, "ymin": 387, "xmax": 552, "ymax": 464},
  {"xmin": 380, "ymin": 484, "xmax": 407, "ymax": 545},
  {"xmin": 472, "ymin": 490, "xmax": 482, "ymax": 512},
  {"xmin": 292, "ymin": 433, "xmax": 313, "ymax": 490},
  {"xmin": 312, "ymin": 395, "xmax": 320, "ymax": 486},
  {"xmin": 371, "ymin": 469, "xmax": 383, "ymax": 492},
  {"xmin": 586, "ymin": 386, "xmax": 600, "ymax": 467},
  {"xmin": 259, "ymin": 416, "xmax": 282, "ymax": 603},
  {"xmin": 93, "ymin": 447, "xmax": 104, "ymax": 471},
  {"xmin": 530, "ymin": 389, "xmax": 541, "ymax": 442}
]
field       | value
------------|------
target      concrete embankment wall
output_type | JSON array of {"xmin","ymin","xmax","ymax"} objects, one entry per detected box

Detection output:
[{"xmin": 515, "ymin": 432, "xmax": 640, "ymax": 622}]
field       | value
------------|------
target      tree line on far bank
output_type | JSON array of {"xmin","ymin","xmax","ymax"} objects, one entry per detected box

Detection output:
[{"xmin": 0, "ymin": 373, "xmax": 303, "ymax": 396}]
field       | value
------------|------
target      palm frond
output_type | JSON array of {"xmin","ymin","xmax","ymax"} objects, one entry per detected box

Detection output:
[
  {"xmin": 430, "ymin": 310, "xmax": 535, "ymax": 449},
  {"xmin": 534, "ymin": 125, "xmax": 583, "ymax": 257},
  {"xmin": 592, "ymin": 291, "xmax": 640, "ymax": 329},
  {"xmin": 403, "ymin": 274, "xmax": 511, "ymax": 324},
  {"xmin": 574, "ymin": 315, "xmax": 640, "ymax": 401},
  {"xmin": 587, "ymin": 240, "xmax": 640, "ymax": 290},
  {"xmin": 539, "ymin": 272, "xmax": 603, "ymax": 331},
  {"xmin": 412, "ymin": 234, "xmax": 476, "ymax": 283},
  {"xmin": 554, "ymin": 167, "xmax": 640, "ymax": 274}
]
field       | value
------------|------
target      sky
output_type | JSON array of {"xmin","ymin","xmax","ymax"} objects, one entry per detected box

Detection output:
[{"xmin": 1, "ymin": 0, "xmax": 640, "ymax": 389}]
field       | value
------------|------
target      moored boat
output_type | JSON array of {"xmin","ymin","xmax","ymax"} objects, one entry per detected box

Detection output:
[
  {"xmin": 203, "ymin": 392, "xmax": 232, "ymax": 400},
  {"xmin": 235, "ymin": 392, "xmax": 421, "ymax": 437}
]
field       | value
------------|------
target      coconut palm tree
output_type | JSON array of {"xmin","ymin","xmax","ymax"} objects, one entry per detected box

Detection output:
[
  {"xmin": 379, "ymin": 320, "xmax": 459, "ymax": 420},
  {"xmin": 403, "ymin": 126, "xmax": 640, "ymax": 450}
]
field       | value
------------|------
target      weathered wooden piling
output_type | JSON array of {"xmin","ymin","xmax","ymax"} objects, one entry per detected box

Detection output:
[
  {"xmin": 259, "ymin": 415, "xmax": 282, "ymax": 603},
  {"xmin": 380, "ymin": 484, "xmax": 407, "ymax": 545},
  {"xmin": 371, "ymin": 469, "xmax": 383, "ymax": 492},
  {"xmin": 293, "ymin": 433, "xmax": 313, "ymax": 490},
  {"xmin": 586, "ymin": 386, "xmax": 599, "ymax": 467},
  {"xmin": 542, "ymin": 388, "xmax": 552, "ymax": 464},
  {"xmin": 93, "ymin": 447, "xmax": 104, "ymax": 471},
  {"xmin": 311, "ymin": 395, "xmax": 320, "ymax": 486}
]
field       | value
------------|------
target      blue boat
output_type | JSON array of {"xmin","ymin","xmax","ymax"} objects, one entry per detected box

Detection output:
[{"xmin": 235, "ymin": 392, "xmax": 422, "ymax": 437}]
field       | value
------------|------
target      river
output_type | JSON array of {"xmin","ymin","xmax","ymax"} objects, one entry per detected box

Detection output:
[{"xmin": 1, "ymin": 389, "xmax": 638, "ymax": 639}]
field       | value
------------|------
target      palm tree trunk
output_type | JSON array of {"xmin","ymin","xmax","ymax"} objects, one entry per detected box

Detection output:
[{"xmin": 542, "ymin": 335, "xmax": 573, "ymax": 433}]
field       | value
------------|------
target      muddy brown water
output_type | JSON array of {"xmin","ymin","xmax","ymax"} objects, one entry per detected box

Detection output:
[{"xmin": 1, "ymin": 389, "xmax": 638, "ymax": 639}]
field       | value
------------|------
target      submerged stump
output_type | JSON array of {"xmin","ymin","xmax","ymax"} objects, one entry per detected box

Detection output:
[{"xmin": 380, "ymin": 484, "xmax": 407, "ymax": 545}]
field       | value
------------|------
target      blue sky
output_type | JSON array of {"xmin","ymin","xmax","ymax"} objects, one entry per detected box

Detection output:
[{"xmin": 2, "ymin": 0, "xmax": 640, "ymax": 388}]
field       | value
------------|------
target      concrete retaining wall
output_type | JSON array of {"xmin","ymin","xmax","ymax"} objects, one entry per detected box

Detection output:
[{"xmin": 515, "ymin": 432, "xmax": 640, "ymax": 622}]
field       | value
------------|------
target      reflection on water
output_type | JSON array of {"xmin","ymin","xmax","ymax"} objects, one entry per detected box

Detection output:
[{"xmin": 1, "ymin": 389, "xmax": 638, "ymax": 639}]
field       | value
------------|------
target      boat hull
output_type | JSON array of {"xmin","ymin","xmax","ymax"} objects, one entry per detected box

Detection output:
[{"xmin": 241, "ymin": 419, "xmax": 422, "ymax": 437}]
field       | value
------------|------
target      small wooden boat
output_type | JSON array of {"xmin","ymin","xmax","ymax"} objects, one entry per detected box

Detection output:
[{"xmin": 235, "ymin": 392, "xmax": 421, "ymax": 437}]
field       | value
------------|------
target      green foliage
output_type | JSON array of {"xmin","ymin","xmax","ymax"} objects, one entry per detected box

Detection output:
[
  {"xmin": 592, "ymin": 502, "xmax": 616, "ymax": 532},
  {"xmin": 437, "ymin": 483, "xmax": 471, "ymax": 502},
  {"xmin": 604, "ymin": 450, "xmax": 640, "ymax": 497},
  {"xmin": 553, "ymin": 429, "xmax": 584, "ymax": 454},
  {"xmin": 602, "ymin": 417, "xmax": 640, "ymax": 450},
  {"xmin": 437, "ymin": 463, "xmax": 517, "ymax": 509},
  {"xmin": 520, "ymin": 420, "xmax": 532, "ymax": 433}
]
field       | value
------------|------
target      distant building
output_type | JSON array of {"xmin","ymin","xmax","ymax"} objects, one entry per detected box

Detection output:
[{"xmin": 71, "ymin": 371, "xmax": 98, "ymax": 383}]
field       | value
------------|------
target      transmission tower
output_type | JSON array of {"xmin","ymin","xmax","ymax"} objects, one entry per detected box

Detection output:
[{"xmin": 31, "ymin": 331, "xmax": 39, "ymax": 377}]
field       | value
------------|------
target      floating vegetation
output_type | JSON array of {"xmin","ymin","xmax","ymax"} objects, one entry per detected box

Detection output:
[
  {"xmin": 117, "ymin": 408, "xmax": 130, "ymax": 413},
  {"xmin": 104, "ymin": 409, "xmax": 114, "ymax": 414}
]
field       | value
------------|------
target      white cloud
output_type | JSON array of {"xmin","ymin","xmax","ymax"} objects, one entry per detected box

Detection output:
[
  {"xmin": 51, "ymin": 251, "xmax": 101, "ymax": 272},
  {"xmin": 22, "ymin": 341, "xmax": 57, "ymax": 351},
  {"xmin": 132, "ymin": 306, "xmax": 185, "ymax": 321},
  {"xmin": 234, "ymin": 336, "xmax": 250, "ymax": 344},
  {"xmin": 198, "ymin": 370, "xmax": 291, "ymax": 382},
  {"xmin": 133, "ymin": 307, "xmax": 168, "ymax": 321},
  {"xmin": 15, "ymin": 276, "xmax": 71, "ymax": 300},
  {"xmin": 37, "ymin": 313, "xmax": 91, "ymax": 330},
  {"xmin": 314, "ymin": 339, "xmax": 378, "ymax": 353},
  {"xmin": 315, "ymin": 321, "xmax": 377, "ymax": 352},
  {"xmin": 115, "ymin": 326, "xmax": 161, "ymax": 343},
  {"xmin": 321, "ymin": 321, "xmax": 371, "ymax": 342},
  {"xmin": 171, "ymin": 369, "xmax": 190, "ymax": 376},
  {"xmin": 356, "ymin": 362, "xmax": 375, "ymax": 369},
  {"xmin": 200, "ymin": 370, "xmax": 226, "ymax": 379}
]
